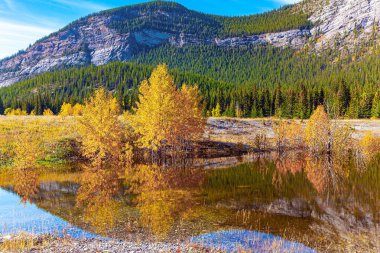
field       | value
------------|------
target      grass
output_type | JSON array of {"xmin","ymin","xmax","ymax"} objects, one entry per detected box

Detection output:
[
  {"xmin": 0, "ymin": 116, "xmax": 81, "ymax": 171},
  {"xmin": 0, "ymin": 233, "xmax": 55, "ymax": 252}
]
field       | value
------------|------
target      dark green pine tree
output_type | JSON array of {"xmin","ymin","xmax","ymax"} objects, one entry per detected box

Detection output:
[
  {"xmin": 372, "ymin": 91, "xmax": 380, "ymax": 118},
  {"xmin": 359, "ymin": 92, "xmax": 374, "ymax": 118},
  {"xmin": 336, "ymin": 82, "xmax": 351, "ymax": 116},
  {"xmin": 250, "ymin": 85, "xmax": 259, "ymax": 118},
  {"xmin": 296, "ymin": 84, "xmax": 308, "ymax": 119},
  {"xmin": 346, "ymin": 95, "xmax": 360, "ymax": 119},
  {"xmin": 0, "ymin": 97, "xmax": 4, "ymax": 115},
  {"xmin": 273, "ymin": 84, "xmax": 284, "ymax": 117},
  {"xmin": 34, "ymin": 95, "xmax": 43, "ymax": 115},
  {"xmin": 224, "ymin": 102, "xmax": 235, "ymax": 117}
]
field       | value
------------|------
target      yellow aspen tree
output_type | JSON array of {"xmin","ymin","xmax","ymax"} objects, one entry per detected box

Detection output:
[
  {"xmin": 132, "ymin": 65, "xmax": 205, "ymax": 152},
  {"xmin": 43, "ymin": 108, "xmax": 54, "ymax": 116},
  {"xmin": 59, "ymin": 102, "xmax": 73, "ymax": 116},
  {"xmin": 30, "ymin": 109, "xmax": 36, "ymax": 116},
  {"xmin": 76, "ymin": 88, "xmax": 126, "ymax": 206},
  {"xmin": 5, "ymin": 108, "xmax": 28, "ymax": 116},
  {"xmin": 331, "ymin": 122, "xmax": 353, "ymax": 157},
  {"xmin": 304, "ymin": 105, "xmax": 331, "ymax": 154},
  {"xmin": 72, "ymin": 103, "xmax": 84, "ymax": 116},
  {"xmin": 273, "ymin": 120, "xmax": 304, "ymax": 150},
  {"xmin": 360, "ymin": 132, "xmax": 380, "ymax": 161},
  {"xmin": 175, "ymin": 84, "xmax": 205, "ymax": 145},
  {"xmin": 287, "ymin": 121, "xmax": 304, "ymax": 148},
  {"xmin": 12, "ymin": 127, "xmax": 44, "ymax": 203},
  {"xmin": 273, "ymin": 120, "xmax": 288, "ymax": 151},
  {"xmin": 131, "ymin": 64, "xmax": 178, "ymax": 151},
  {"xmin": 77, "ymin": 88, "xmax": 122, "ymax": 165},
  {"xmin": 211, "ymin": 103, "xmax": 221, "ymax": 117}
]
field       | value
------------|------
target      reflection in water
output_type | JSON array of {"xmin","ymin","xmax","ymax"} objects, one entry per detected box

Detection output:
[
  {"xmin": 76, "ymin": 161, "xmax": 126, "ymax": 234},
  {"xmin": 0, "ymin": 188, "xmax": 97, "ymax": 239},
  {"xmin": 82, "ymin": 199, "xmax": 123, "ymax": 234},
  {"xmin": 1, "ymin": 152, "xmax": 379, "ymax": 251},
  {"xmin": 138, "ymin": 190, "xmax": 179, "ymax": 239},
  {"xmin": 305, "ymin": 157, "xmax": 329, "ymax": 194},
  {"xmin": 191, "ymin": 230, "xmax": 316, "ymax": 253},
  {"xmin": 77, "ymin": 163, "xmax": 124, "ymax": 206},
  {"xmin": 13, "ymin": 169, "xmax": 39, "ymax": 204},
  {"xmin": 128, "ymin": 165, "xmax": 199, "ymax": 239}
]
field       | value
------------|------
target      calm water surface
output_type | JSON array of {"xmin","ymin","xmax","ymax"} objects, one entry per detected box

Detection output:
[{"xmin": 0, "ymin": 152, "xmax": 379, "ymax": 252}]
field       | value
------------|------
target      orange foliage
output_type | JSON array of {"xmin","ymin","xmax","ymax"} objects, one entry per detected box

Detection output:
[{"xmin": 304, "ymin": 106, "xmax": 331, "ymax": 154}]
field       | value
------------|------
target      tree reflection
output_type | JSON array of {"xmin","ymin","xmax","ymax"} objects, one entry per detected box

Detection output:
[
  {"xmin": 82, "ymin": 199, "xmax": 123, "ymax": 234},
  {"xmin": 304, "ymin": 156, "xmax": 330, "ymax": 194},
  {"xmin": 76, "ymin": 162, "xmax": 125, "ymax": 234},
  {"xmin": 128, "ymin": 165, "xmax": 199, "ymax": 239},
  {"xmin": 11, "ymin": 128, "xmax": 44, "ymax": 204},
  {"xmin": 275, "ymin": 152, "xmax": 305, "ymax": 175},
  {"xmin": 13, "ymin": 168, "xmax": 39, "ymax": 204}
]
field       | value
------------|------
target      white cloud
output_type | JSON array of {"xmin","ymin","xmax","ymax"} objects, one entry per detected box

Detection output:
[
  {"xmin": 51, "ymin": 0, "xmax": 110, "ymax": 12},
  {"xmin": 274, "ymin": 0, "xmax": 303, "ymax": 4},
  {"xmin": 0, "ymin": 20, "xmax": 53, "ymax": 59}
]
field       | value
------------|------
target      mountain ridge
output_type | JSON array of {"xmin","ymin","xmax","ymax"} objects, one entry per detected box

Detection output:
[
  {"xmin": 0, "ymin": 1, "xmax": 311, "ymax": 87},
  {"xmin": 1, "ymin": 0, "xmax": 380, "ymax": 88}
]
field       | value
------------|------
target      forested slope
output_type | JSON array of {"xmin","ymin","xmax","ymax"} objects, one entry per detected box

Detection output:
[{"xmin": 0, "ymin": 45, "xmax": 379, "ymax": 119}]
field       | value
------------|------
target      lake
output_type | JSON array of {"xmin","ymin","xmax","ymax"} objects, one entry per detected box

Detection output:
[{"xmin": 0, "ymin": 152, "xmax": 379, "ymax": 252}]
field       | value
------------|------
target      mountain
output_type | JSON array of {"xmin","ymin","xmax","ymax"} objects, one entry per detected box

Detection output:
[
  {"xmin": 2, "ymin": 0, "xmax": 379, "ymax": 88},
  {"xmin": 0, "ymin": 0, "xmax": 380, "ymax": 119},
  {"xmin": 0, "ymin": 1, "xmax": 312, "ymax": 87}
]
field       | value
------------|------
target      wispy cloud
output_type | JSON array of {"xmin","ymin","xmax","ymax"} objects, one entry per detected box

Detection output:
[
  {"xmin": 51, "ymin": 0, "xmax": 110, "ymax": 12},
  {"xmin": 3, "ymin": 0, "xmax": 16, "ymax": 11},
  {"xmin": 0, "ymin": 20, "xmax": 53, "ymax": 59},
  {"xmin": 0, "ymin": 0, "xmax": 109, "ymax": 59},
  {"xmin": 273, "ymin": 0, "xmax": 302, "ymax": 4}
]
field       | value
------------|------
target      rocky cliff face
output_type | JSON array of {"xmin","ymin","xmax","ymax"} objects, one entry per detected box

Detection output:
[
  {"xmin": 0, "ymin": 15, "xmax": 136, "ymax": 87},
  {"xmin": 1, "ymin": 0, "xmax": 379, "ymax": 87},
  {"xmin": 308, "ymin": 0, "xmax": 380, "ymax": 49}
]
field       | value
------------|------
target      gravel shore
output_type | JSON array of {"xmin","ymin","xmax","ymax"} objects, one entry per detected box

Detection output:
[{"xmin": 22, "ymin": 238, "xmax": 213, "ymax": 253}]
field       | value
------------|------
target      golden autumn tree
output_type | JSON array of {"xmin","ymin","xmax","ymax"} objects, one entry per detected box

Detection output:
[
  {"xmin": 42, "ymin": 108, "xmax": 54, "ymax": 116},
  {"xmin": 72, "ymin": 103, "xmax": 84, "ymax": 116},
  {"xmin": 131, "ymin": 64, "xmax": 178, "ymax": 151},
  {"xmin": 174, "ymin": 84, "xmax": 205, "ymax": 146},
  {"xmin": 77, "ymin": 88, "xmax": 122, "ymax": 164},
  {"xmin": 131, "ymin": 64, "xmax": 205, "ymax": 152},
  {"xmin": 304, "ymin": 105, "xmax": 331, "ymax": 154},
  {"xmin": 59, "ymin": 102, "xmax": 73, "ymax": 116},
  {"xmin": 331, "ymin": 122, "xmax": 353, "ymax": 157},
  {"xmin": 211, "ymin": 103, "xmax": 221, "ymax": 117},
  {"xmin": 5, "ymin": 108, "xmax": 28, "ymax": 116},
  {"xmin": 12, "ymin": 127, "xmax": 44, "ymax": 203},
  {"xmin": 76, "ymin": 88, "xmax": 128, "ymax": 207},
  {"xmin": 273, "ymin": 120, "xmax": 304, "ymax": 151},
  {"xmin": 304, "ymin": 105, "xmax": 354, "ymax": 156},
  {"xmin": 30, "ymin": 109, "xmax": 36, "ymax": 116},
  {"xmin": 360, "ymin": 132, "xmax": 380, "ymax": 161}
]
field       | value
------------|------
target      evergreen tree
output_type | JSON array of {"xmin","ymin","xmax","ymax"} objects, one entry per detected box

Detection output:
[
  {"xmin": 372, "ymin": 91, "xmax": 380, "ymax": 118},
  {"xmin": 297, "ymin": 84, "xmax": 308, "ymax": 119},
  {"xmin": 0, "ymin": 97, "xmax": 4, "ymax": 115}
]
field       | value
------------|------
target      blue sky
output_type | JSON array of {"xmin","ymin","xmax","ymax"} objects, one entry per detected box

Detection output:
[{"xmin": 0, "ymin": 0, "xmax": 301, "ymax": 59}]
